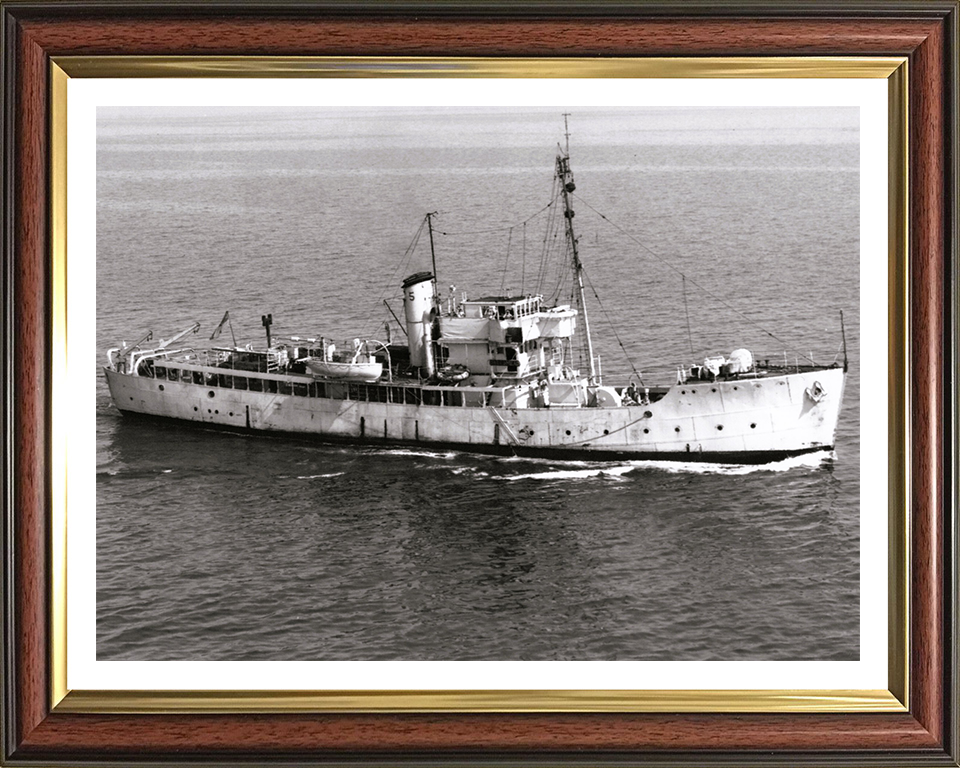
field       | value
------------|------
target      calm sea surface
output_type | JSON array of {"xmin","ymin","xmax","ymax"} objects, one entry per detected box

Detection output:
[{"xmin": 96, "ymin": 107, "xmax": 860, "ymax": 661}]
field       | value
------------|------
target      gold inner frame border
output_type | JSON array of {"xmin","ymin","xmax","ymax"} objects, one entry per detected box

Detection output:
[{"xmin": 49, "ymin": 55, "xmax": 909, "ymax": 714}]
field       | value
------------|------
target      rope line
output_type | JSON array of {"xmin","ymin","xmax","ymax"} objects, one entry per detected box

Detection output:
[
  {"xmin": 581, "ymin": 266, "xmax": 645, "ymax": 386},
  {"xmin": 436, "ymin": 199, "xmax": 555, "ymax": 237},
  {"xmin": 364, "ymin": 216, "xmax": 427, "ymax": 336},
  {"xmin": 682, "ymin": 275, "xmax": 695, "ymax": 359},
  {"xmin": 572, "ymin": 192, "xmax": 816, "ymax": 364},
  {"xmin": 500, "ymin": 227, "xmax": 513, "ymax": 293}
]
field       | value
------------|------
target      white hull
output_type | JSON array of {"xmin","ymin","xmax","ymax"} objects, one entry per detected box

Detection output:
[{"xmin": 105, "ymin": 365, "xmax": 845, "ymax": 462}]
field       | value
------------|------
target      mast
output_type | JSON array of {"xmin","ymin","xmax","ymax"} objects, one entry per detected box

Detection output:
[
  {"xmin": 556, "ymin": 129, "xmax": 598, "ymax": 384},
  {"xmin": 426, "ymin": 211, "xmax": 440, "ymax": 311},
  {"xmin": 426, "ymin": 212, "xmax": 438, "ymax": 278}
]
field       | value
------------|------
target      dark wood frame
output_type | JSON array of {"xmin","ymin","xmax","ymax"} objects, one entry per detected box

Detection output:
[{"xmin": 2, "ymin": 2, "xmax": 957, "ymax": 765}]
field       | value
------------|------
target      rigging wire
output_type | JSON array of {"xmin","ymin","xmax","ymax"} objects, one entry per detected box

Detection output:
[
  {"xmin": 521, "ymin": 222, "xmax": 527, "ymax": 293},
  {"xmin": 572, "ymin": 192, "xmax": 817, "ymax": 364},
  {"xmin": 682, "ymin": 275, "xmax": 695, "ymax": 359},
  {"xmin": 435, "ymin": 198, "xmax": 556, "ymax": 237},
  {"xmin": 536, "ymin": 176, "xmax": 563, "ymax": 294},
  {"xmin": 581, "ymin": 266, "xmax": 645, "ymax": 386},
  {"xmin": 499, "ymin": 227, "xmax": 514, "ymax": 293},
  {"xmin": 363, "ymin": 216, "xmax": 427, "ymax": 336}
]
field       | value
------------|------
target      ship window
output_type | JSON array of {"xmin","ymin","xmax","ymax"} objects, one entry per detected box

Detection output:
[
  {"xmin": 155, "ymin": 366, "xmax": 166, "ymax": 378},
  {"xmin": 293, "ymin": 383, "xmax": 308, "ymax": 397},
  {"xmin": 249, "ymin": 379, "xmax": 263, "ymax": 392},
  {"xmin": 168, "ymin": 369, "xmax": 179, "ymax": 381},
  {"xmin": 348, "ymin": 383, "xmax": 361, "ymax": 400},
  {"xmin": 315, "ymin": 382, "xmax": 327, "ymax": 398},
  {"xmin": 391, "ymin": 387, "xmax": 403, "ymax": 404},
  {"xmin": 405, "ymin": 388, "xmax": 422, "ymax": 406},
  {"xmin": 266, "ymin": 380, "xmax": 278, "ymax": 393},
  {"xmin": 158, "ymin": 384, "xmax": 164, "ymax": 392},
  {"xmin": 207, "ymin": 390, "xmax": 215, "ymax": 398},
  {"xmin": 234, "ymin": 377, "xmax": 248, "ymax": 391},
  {"xmin": 278, "ymin": 381, "xmax": 292, "ymax": 395},
  {"xmin": 446, "ymin": 391, "xmax": 463, "ymax": 407},
  {"xmin": 193, "ymin": 371, "xmax": 204, "ymax": 385}
]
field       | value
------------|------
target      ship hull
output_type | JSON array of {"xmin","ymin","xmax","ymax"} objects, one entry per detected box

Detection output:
[{"xmin": 104, "ymin": 365, "xmax": 845, "ymax": 463}]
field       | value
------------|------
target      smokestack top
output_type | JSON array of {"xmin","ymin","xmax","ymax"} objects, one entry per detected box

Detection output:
[{"xmin": 402, "ymin": 271, "xmax": 434, "ymax": 289}]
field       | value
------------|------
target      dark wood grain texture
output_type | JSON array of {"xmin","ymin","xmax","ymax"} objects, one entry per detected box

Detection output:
[
  {"xmin": 11, "ymin": 10, "xmax": 49, "ymax": 752},
  {"xmin": 2, "ymin": 4, "xmax": 957, "ymax": 766},
  {"xmin": 909, "ymin": 14, "xmax": 946, "ymax": 748}
]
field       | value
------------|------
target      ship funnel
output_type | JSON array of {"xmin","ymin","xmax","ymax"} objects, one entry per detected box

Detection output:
[{"xmin": 402, "ymin": 272, "xmax": 436, "ymax": 369}]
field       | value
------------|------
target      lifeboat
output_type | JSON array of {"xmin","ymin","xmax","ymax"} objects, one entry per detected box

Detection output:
[
  {"xmin": 303, "ymin": 358, "xmax": 383, "ymax": 382},
  {"xmin": 303, "ymin": 339, "xmax": 384, "ymax": 382},
  {"xmin": 436, "ymin": 364, "xmax": 469, "ymax": 384}
]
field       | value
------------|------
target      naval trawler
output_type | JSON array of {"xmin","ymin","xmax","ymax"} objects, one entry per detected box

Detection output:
[{"xmin": 104, "ymin": 133, "xmax": 847, "ymax": 464}]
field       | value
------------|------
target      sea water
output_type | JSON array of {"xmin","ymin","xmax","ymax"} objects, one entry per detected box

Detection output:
[{"xmin": 96, "ymin": 107, "xmax": 859, "ymax": 660}]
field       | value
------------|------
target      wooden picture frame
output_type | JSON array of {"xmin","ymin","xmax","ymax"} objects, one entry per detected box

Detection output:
[{"xmin": 2, "ymin": 2, "xmax": 957, "ymax": 765}]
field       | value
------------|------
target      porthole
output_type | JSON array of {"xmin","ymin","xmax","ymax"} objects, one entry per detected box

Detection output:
[
  {"xmin": 717, "ymin": 425, "xmax": 724, "ymax": 431},
  {"xmin": 193, "ymin": 406, "xmax": 198, "ymax": 411},
  {"xmin": 733, "ymin": 386, "xmax": 739, "ymax": 391},
  {"xmin": 750, "ymin": 423, "xmax": 757, "ymax": 429},
  {"xmin": 603, "ymin": 429, "xmax": 609, "ymax": 435},
  {"xmin": 674, "ymin": 426, "xmax": 681, "ymax": 433},
  {"xmin": 208, "ymin": 391, "xmax": 216, "ymax": 398},
  {"xmin": 215, "ymin": 410, "xmax": 219, "ymax": 414},
  {"xmin": 711, "ymin": 388, "xmax": 717, "ymax": 392},
  {"xmin": 229, "ymin": 412, "xmax": 234, "ymax": 417},
  {"xmin": 644, "ymin": 410, "xmax": 653, "ymax": 418},
  {"xmin": 643, "ymin": 428, "xmax": 649, "ymax": 434},
  {"xmin": 158, "ymin": 384, "xmax": 164, "ymax": 391},
  {"xmin": 565, "ymin": 430, "xmax": 571, "ymax": 436},
  {"xmin": 691, "ymin": 389, "xmax": 696, "ymax": 394},
  {"xmin": 681, "ymin": 389, "xmax": 686, "ymax": 395}
]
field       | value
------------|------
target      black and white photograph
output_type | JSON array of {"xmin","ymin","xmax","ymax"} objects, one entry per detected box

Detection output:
[{"xmin": 95, "ymin": 104, "xmax": 861, "ymax": 664}]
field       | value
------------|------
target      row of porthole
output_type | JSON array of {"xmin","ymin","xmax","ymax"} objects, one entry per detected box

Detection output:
[
  {"xmin": 632, "ymin": 423, "xmax": 759, "ymax": 435},
  {"xmin": 680, "ymin": 385, "xmax": 740, "ymax": 395},
  {"xmin": 560, "ymin": 423, "xmax": 761, "ymax": 438},
  {"xmin": 191, "ymin": 406, "xmax": 235, "ymax": 417},
  {"xmin": 678, "ymin": 382, "xmax": 786, "ymax": 396}
]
